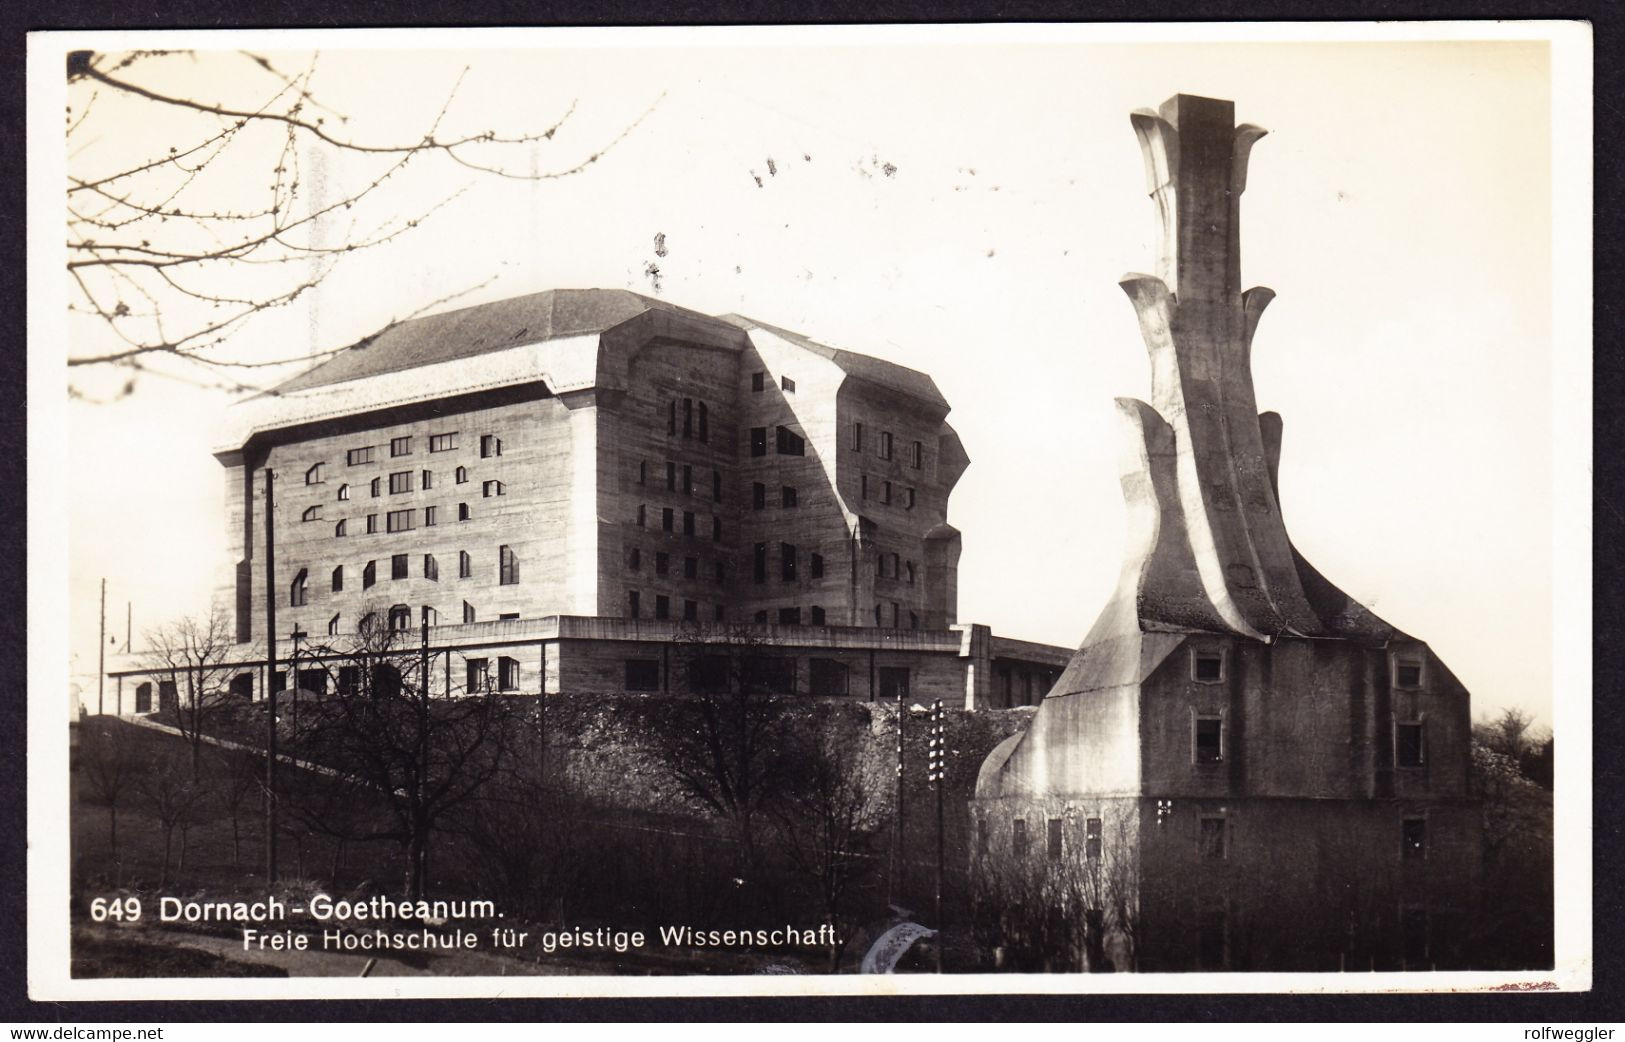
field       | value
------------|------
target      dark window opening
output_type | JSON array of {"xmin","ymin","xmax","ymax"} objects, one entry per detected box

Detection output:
[
  {"xmin": 1194, "ymin": 651, "xmax": 1223, "ymax": 682},
  {"xmin": 499, "ymin": 544, "xmax": 519, "ymax": 585},
  {"xmin": 1085, "ymin": 817, "xmax": 1102, "ymax": 861},
  {"xmin": 754, "ymin": 543, "xmax": 767, "ymax": 584},
  {"xmin": 666, "ymin": 461, "xmax": 676, "ymax": 491},
  {"xmin": 331, "ymin": 566, "xmax": 344, "ymax": 592},
  {"xmin": 1397, "ymin": 722, "xmax": 1426, "ymax": 768},
  {"xmin": 362, "ymin": 560, "xmax": 376, "ymax": 589},
  {"xmin": 1396, "ymin": 661, "xmax": 1423, "ymax": 689},
  {"xmin": 627, "ymin": 591, "xmax": 640, "ymax": 619},
  {"xmin": 655, "ymin": 552, "xmax": 669, "ymax": 576},
  {"xmin": 626, "ymin": 659, "xmax": 660, "ymax": 691},
  {"xmin": 1012, "ymin": 819, "xmax": 1029, "ymax": 858},
  {"xmin": 683, "ymin": 599, "xmax": 698, "ymax": 621},
  {"xmin": 776, "ymin": 426, "xmax": 805, "ymax": 456},
  {"xmin": 781, "ymin": 543, "xmax": 797, "ymax": 581},
  {"xmin": 778, "ymin": 607, "xmax": 801, "ymax": 625},
  {"xmin": 781, "ymin": 375, "xmax": 795, "ymax": 393},
  {"xmin": 390, "ymin": 436, "xmax": 411, "ymax": 457},
  {"xmin": 480, "ymin": 434, "xmax": 502, "ymax": 458},
  {"xmin": 683, "ymin": 511, "xmax": 695, "ymax": 536},
  {"xmin": 389, "ymin": 470, "xmax": 413, "ymax": 494},
  {"xmin": 684, "ymin": 556, "xmax": 698, "ymax": 579},
  {"xmin": 1195, "ymin": 716, "xmax": 1223, "ymax": 764},
  {"xmin": 809, "ymin": 657, "xmax": 847, "ymax": 695},
  {"xmin": 463, "ymin": 601, "xmax": 475, "ymax": 624},
  {"xmin": 811, "ymin": 605, "xmax": 826, "ymax": 626},
  {"xmin": 782, "ymin": 486, "xmax": 797, "ymax": 508},
  {"xmin": 880, "ymin": 431, "xmax": 893, "ymax": 460},
  {"xmin": 712, "ymin": 469, "xmax": 722, "ymax": 502},
  {"xmin": 655, "ymin": 595, "xmax": 670, "ymax": 620},
  {"xmin": 752, "ymin": 371, "xmax": 765, "ymax": 392},
  {"xmin": 750, "ymin": 427, "xmax": 767, "ymax": 457},
  {"xmin": 662, "ymin": 508, "xmax": 674, "ymax": 532},
  {"xmin": 810, "ymin": 552, "xmax": 824, "ymax": 579},
  {"xmin": 459, "ymin": 550, "xmax": 471, "ymax": 578},
  {"xmin": 498, "ymin": 657, "xmax": 519, "ymax": 692},
  {"xmin": 391, "ymin": 554, "xmax": 408, "ymax": 580},
  {"xmin": 1047, "ymin": 818, "xmax": 1063, "ymax": 860},
  {"xmin": 712, "ymin": 515, "xmax": 722, "ymax": 542},
  {"xmin": 467, "ymin": 659, "xmax": 489, "ymax": 694}
]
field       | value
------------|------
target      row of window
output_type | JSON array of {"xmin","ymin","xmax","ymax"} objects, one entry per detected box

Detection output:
[
  {"xmin": 748, "ymin": 425, "xmax": 805, "ymax": 458},
  {"xmin": 288, "ymin": 546, "xmax": 519, "ymax": 604},
  {"xmin": 628, "ymin": 547, "xmax": 728, "ymax": 584},
  {"xmin": 751, "ymin": 371, "xmax": 795, "ymax": 395},
  {"xmin": 1187, "ymin": 647, "xmax": 1428, "ymax": 691},
  {"xmin": 636, "ymin": 504, "xmax": 726, "ymax": 542},
  {"xmin": 311, "ymin": 467, "xmax": 490, "ymax": 504},
  {"xmin": 305, "ymin": 600, "xmax": 520, "ymax": 639},
  {"xmin": 750, "ymin": 542, "xmax": 824, "ymax": 583},
  {"xmin": 859, "ymin": 475, "xmax": 917, "ymax": 509},
  {"xmin": 1188, "ymin": 713, "xmax": 1426, "ymax": 769},
  {"xmin": 303, "ymin": 434, "xmax": 501, "ymax": 485},
  {"xmin": 851, "ymin": 423, "xmax": 924, "ymax": 469},
  {"xmin": 324, "ymin": 500, "xmax": 496, "ymax": 535},
  {"xmin": 645, "ymin": 461, "xmax": 725, "ymax": 502},
  {"xmin": 625, "ymin": 591, "xmax": 728, "ymax": 623},
  {"xmin": 667, "ymin": 398, "xmax": 712, "ymax": 443},
  {"xmin": 622, "ymin": 653, "xmax": 853, "ymax": 696}
]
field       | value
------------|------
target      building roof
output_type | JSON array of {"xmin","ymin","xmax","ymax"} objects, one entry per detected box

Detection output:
[
  {"xmin": 267, "ymin": 290, "xmax": 948, "ymax": 411},
  {"xmin": 272, "ymin": 289, "xmax": 707, "ymax": 395}
]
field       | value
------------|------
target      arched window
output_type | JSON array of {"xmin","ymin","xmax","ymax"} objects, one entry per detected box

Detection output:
[
  {"xmin": 335, "ymin": 519, "xmax": 347, "ymax": 538},
  {"xmin": 338, "ymin": 483, "xmax": 350, "ymax": 501},
  {"xmin": 456, "ymin": 466, "xmax": 468, "ymax": 484},
  {"xmin": 290, "ymin": 569, "xmax": 308, "ymax": 607},
  {"xmin": 388, "ymin": 604, "xmax": 412, "ymax": 632},
  {"xmin": 305, "ymin": 462, "xmax": 324, "ymax": 485},
  {"xmin": 301, "ymin": 505, "xmax": 322, "ymax": 522}
]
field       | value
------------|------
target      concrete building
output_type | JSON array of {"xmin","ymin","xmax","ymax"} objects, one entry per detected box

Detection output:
[
  {"xmin": 105, "ymin": 290, "xmax": 1066, "ymax": 709},
  {"xmin": 971, "ymin": 95, "xmax": 1479, "ymax": 972}
]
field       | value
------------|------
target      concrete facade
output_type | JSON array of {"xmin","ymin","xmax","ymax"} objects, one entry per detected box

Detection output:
[
  {"xmin": 108, "ymin": 290, "xmax": 1065, "ymax": 709},
  {"xmin": 972, "ymin": 94, "xmax": 1480, "ymax": 972}
]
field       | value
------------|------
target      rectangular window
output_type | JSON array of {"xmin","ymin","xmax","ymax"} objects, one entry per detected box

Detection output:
[
  {"xmin": 1085, "ymin": 817, "xmax": 1102, "ymax": 861},
  {"xmin": 458, "ymin": 503, "xmax": 470, "ymax": 521},
  {"xmin": 656, "ymin": 551, "xmax": 669, "ymax": 576},
  {"xmin": 1195, "ymin": 716, "xmax": 1224, "ymax": 764},
  {"xmin": 424, "ymin": 505, "xmax": 438, "ymax": 527},
  {"xmin": 683, "ymin": 465, "xmax": 692, "ymax": 496},
  {"xmin": 1194, "ymin": 650, "xmax": 1224, "ymax": 682},
  {"xmin": 429, "ymin": 433, "xmax": 457, "ymax": 452},
  {"xmin": 809, "ymin": 657, "xmax": 848, "ymax": 696},
  {"xmin": 712, "ymin": 515, "xmax": 722, "ymax": 542},
  {"xmin": 1396, "ymin": 721, "xmax": 1426, "ymax": 768},
  {"xmin": 1012, "ymin": 819, "xmax": 1029, "ymax": 859},
  {"xmin": 810, "ymin": 552, "xmax": 824, "ymax": 579},
  {"xmin": 782, "ymin": 486, "xmax": 797, "ymax": 508},
  {"xmin": 712, "ymin": 469, "xmax": 723, "ymax": 502},
  {"xmin": 459, "ymin": 550, "xmax": 471, "ymax": 578},
  {"xmin": 778, "ymin": 375, "xmax": 794, "ymax": 393},
  {"xmin": 778, "ymin": 606, "xmax": 801, "ymax": 626},
  {"xmin": 851, "ymin": 422, "xmax": 864, "ymax": 452},
  {"xmin": 714, "ymin": 560, "xmax": 725, "ymax": 584},
  {"xmin": 683, "ymin": 511, "xmax": 695, "ymax": 536},
  {"xmin": 387, "ymin": 508, "xmax": 414, "ymax": 533},
  {"xmin": 655, "ymin": 594, "xmax": 670, "ymax": 620},
  {"xmin": 861, "ymin": 475, "xmax": 869, "ymax": 500},
  {"xmin": 463, "ymin": 601, "xmax": 475, "ymax": 624},
  {"xmin": 629, "ymin": 547, "xmax": 642, "ymax": 571},
  {"xmin": 683, "ymin": 398, "xmax": 693, "ymax": 439},
  {"xmin": 637, "ymin": 504, "xmax": 646, "ymax": 527},
  {"xmin": 499, "ymin": 545, "xmax": 519, "ymax": 585},
  {"xmin": 627, "ymin": 590, "xmax": 640, "ymax": 619},
  {"xmin": 331, "ymin": 566, "xmax": 344, "ymax": 592},
  {"xmin": 362, "ymin": 560, "xmax": 376, "ymax": 589},
  {"xmin": 390, "ymin": 436, "xmax": 411, "ymax": 457},
  {"xmin": 498, "ymin": 657, "xmax": 519, "ymax": 692},
  {"xmin": 483, "ymin": 479, "xmax": 505, "ymax": 498},
  {"xmin": 905, "ymin": 487, "xmax": 916, "ymax": 510},
  {"xmin": 683, "ymin": 599, "xmax": 698, "ymax": 622},
  {"xmin": 667, "ymin": 461, "xmax": 677, "ymax": 491},
  {"xmin": 1395, "ymin": 659, "xmax": 1424, "ymax": 689},
  {"xmin": 466, "ymin": 659, "xmax": 489, "ymax": 693},
  {"xmin": 366, "ymin": 514, "xmax": 379, "ymax": 534},
  {"xmin": 698, "ymin": 402, "xmax": 708, "ymax": 443},
  {"xmin": 422, "ymin": 469, "xmax": 433, "ymax": 490},
  {"xmin": 391, "ymin": 554, "xmax": 408, "ymax": 580},
  {"xmin": 911, "ymin": 440, "xmax": 923, "ymax": 469},
  {"xmin": 1047, "ymin": 818, "xmax": 1063, "ymax": 861},
  {"xmin": 1200, "ymin": 817, "xmax": 1227, "ymax": 860},
  {"xmin": 750, "ymin": 427, "xmax": 767, "ymax": 456},
  {"xmin": 684, "ymin": 556, "xmax": 698, "ymax": 579},
  {"xmin": 638, "ymin": 461, "xmax": 647, "ymax": 486},
  {"xmin": 625, "ymin": 659, "xmax": 660, "ymax": 691},
  {"xmin": 882, "ymin": 480, "xmax": 892, "ymax": 504},
  {"xmin": 370, "ymin": 477, "xmax": 381, "ymax": 497},
  {"xmin": 662, "ymin": 507, "xmax": 674, "ymax": 532},
  {"xmin": 1402, "ymin": 818, "xmax": 1427, "ymax": 860},
  {"xmin": 346, "ymin": 446, "xmax": 375, "ymax": 466},
  {"xmin": 753, "ymin": 543, "xmax": 767, "ymax": 584},
  {"xmin": 753, "ymin": 482, "xmax": 766, "ymax": 510},
  {"xmin": 752, "ymin": 371, "xmax": 765, "ymax": 392},
  {"xmin": 781, "ymin": 543, "xmax": 797, "ymax": 581},
  {"xmin": 880, "ymin": 431, "xmax": 893, "ymax": 460},
  {"xmin": 776, "ymin": 425, "xmax": 805, "ymax": 456},
  {"xmin": 480, "ymin": 435, "xmax": 502, "ymax": 458}
]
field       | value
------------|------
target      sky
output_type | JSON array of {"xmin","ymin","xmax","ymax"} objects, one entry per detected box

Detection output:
[{"xmin": 46, "ymin": 27, "xmax": 1580, "ymax": 729}]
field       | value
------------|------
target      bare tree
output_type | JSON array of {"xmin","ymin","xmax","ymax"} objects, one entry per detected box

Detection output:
[
  {"xmin": 209, "ymin": 746, "xmax": 261, "ymax": 870},
  {"xmin": 771, "ymin": 720, "xmax": 888, "ymax": 972},
  {"xmin": 652, "ymin": 623, "xmax": 799, "ymax": 886},
  {"xmin": 289, "ymin": 609, "xmax": 515, "ymax": 898},
  {"xmin": 133, "ymin": 748, "xmax": 205, "ymax": 888},
  {"xmin": 142, "ymin": 604, "xmax": 236, "ymax": 778},
  {"xmin": 77, "ymin": 719, "xmax": 148, "ymax": 872},
  {"xmin": 65, "ymin": 49, "xmax": 660, "ymax": 398}
]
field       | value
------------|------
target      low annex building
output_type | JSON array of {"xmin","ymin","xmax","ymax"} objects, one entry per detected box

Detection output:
[
  {"xmin": 105, "ymin": 289, "xmax": 1066, "ymax": 710},
  {"xmin": 970, "ymin": 95, "xmax": 1479, "ymax": 972}
]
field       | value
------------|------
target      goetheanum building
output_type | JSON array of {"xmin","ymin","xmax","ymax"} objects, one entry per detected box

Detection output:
[
  {"xmin": 971, "ymin": 95, "xmax": 1479, "ymax": 972},
  {"xmin": 105, "ymin": 289, "xmax": 1067, "ymax": 710}
]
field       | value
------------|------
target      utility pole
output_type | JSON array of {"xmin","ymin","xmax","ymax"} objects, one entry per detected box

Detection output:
[
  {"xmin": 263, "ymin": 467, "xmax": 278, "ymax": 884},
  {"xmin": 97, "ymin": 578, "xmax": 106, "ymax": 716},
  {"xmin": 418, "ymin": 605, "xmax": 431, "ymax": 897},
  {"xmin": 926, "ymin": 697, "xmax": 946, "ymax": 974}
]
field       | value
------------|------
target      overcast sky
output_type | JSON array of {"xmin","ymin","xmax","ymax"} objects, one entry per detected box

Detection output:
[{"xmin": 44, "ymin": 27, "xmax": 1582, "ymax": 729}]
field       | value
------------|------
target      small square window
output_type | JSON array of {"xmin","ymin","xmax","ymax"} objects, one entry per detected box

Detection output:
[
  {"xmin": 1395, "ymin": 660, "xmax": 1424, "ymax": 689},
  {"xmin": 1193, "ymin": 650, "xmax": 1224, "ymax": 683},
  {"xmin": 781, "ymin": 375, "xmax": 795, "ymax": 393}
]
